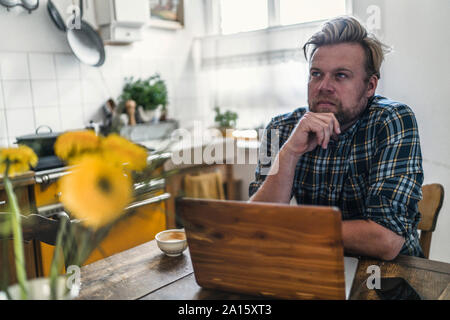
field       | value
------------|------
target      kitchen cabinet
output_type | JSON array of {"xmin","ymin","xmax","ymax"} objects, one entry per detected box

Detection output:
[
  {"xmin": 94, "ymin": 0, "xmax": 149, "ymax": 43},
  {"xmin": 32, "ymin": 168, "xmax": 68, "ymax": 277},
  {"xmin": 0, "ymin": 171, "xmax": 40, "ymax": 285},
  {"xmin": 83, "ymin": 191, "xmax": 169, "ymax": 265},
  {"xmin": 0, "ymin": 173, "xmax": 36, "ymax": 215}
]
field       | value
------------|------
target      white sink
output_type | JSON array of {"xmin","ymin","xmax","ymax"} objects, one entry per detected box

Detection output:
[{"xmin": 120, "ymin": 120, "xmax": 178, "ymax": 142}]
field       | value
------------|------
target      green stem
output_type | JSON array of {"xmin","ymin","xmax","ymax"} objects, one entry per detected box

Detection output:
[
  {"xmin": 3, "ymin": 173, "xmax": 28, "ymax": 300},
  {"xmin": 49, "ymin": 218, "xmax": 67, "ymax": 300},
  {"xmin": 75, "ymin": 227, "xmax": 91, "ymax": 266},
  {"xmin": 63, "ymin": 223, "xmax": 75, "ymax": 267}
]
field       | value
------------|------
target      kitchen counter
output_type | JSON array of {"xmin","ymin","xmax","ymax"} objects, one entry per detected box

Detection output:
[
  {"xmin": 141, "ymin": 136, "xmax": 259, "ymax": 172},
  {"xmin": 137, "ymin": 137, "xmax": 252, "ymax": 228},
  {"xmin": 0, "ymin": 170, "xmax": 35, "ymax": 188},
  {"xmin": 141, "ymin": 136, "xmax": 260, "ymax": 213}
]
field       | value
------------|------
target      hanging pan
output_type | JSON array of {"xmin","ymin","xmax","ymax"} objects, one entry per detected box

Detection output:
[
  {"xmin": 47, "ymin": 0, "xmax": 66, "ymax": 31},
  {"xmin": 47, "ymin": 0, "xmax": 105, "ymax": 67}
]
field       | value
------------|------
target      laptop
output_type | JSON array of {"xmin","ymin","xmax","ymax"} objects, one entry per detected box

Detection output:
[{"xmin": 178, "ymin": 198, "xmax": 359, "ymax": 300}]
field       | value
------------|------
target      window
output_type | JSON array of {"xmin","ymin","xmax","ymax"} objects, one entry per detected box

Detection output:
[
  {"xmin": 218, "ymin": 0, "xmax": 348, "ymax": 35},
  {"xmin": 220, "ymin": 0, "xmax": 269, "ymax": 35},
  {"xmin": 279, "ymin": 0, "xmax": 347, "ymax": 26}
]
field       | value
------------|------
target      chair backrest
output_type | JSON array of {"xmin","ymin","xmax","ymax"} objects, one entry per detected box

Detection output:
[
  {"xmin": 417, "ymin": 183, "xmax": 444, "ymax": 258},
  {"xmin": 0, "ymin": 212, "xmax": 71, "ymax": 246}
]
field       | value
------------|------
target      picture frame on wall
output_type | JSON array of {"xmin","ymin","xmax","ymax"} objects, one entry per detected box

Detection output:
[{"xmin": 149, "ymin": 0, "xmax": 184, "ymax": 30}]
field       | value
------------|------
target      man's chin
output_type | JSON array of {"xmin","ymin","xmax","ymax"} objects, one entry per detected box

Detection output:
[
  {"xmin": 310, "ymin": 103, "xmax": 340, "ymax": 116},
  {"xmin": 313, "ymin": 105, "xmax": 337, "ymax": 113},
  {"xmin": 309, "ymin": 105, "xmax": 346, "ymax": 125}
]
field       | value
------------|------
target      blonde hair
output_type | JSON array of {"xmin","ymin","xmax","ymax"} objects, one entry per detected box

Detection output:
[{"xmin": 303, "ymin": 16, "xmax": 390, "ymax": 80}]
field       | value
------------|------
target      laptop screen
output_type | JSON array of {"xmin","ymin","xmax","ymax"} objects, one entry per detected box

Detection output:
[{"xmin": 179, "ymin": 198, "xmax": 355, "ymax": 300}]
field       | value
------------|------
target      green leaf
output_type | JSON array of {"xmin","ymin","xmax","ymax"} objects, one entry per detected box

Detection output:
[
  {"xmin": 118, "ymin": 73, "xmax": 168, "ymax": 111},
  {"xmin": 214, "ymin": 107, "xmax": 238, "ymax": 128}
]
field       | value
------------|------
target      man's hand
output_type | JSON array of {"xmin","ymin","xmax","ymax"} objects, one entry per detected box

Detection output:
[{"xmin": 284, "ymin": 112, "xmax": 341, "ymax": 156}]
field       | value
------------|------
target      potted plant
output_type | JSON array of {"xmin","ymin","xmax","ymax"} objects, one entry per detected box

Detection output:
[
  {"xmin": 214, "ymin": 106, "xmax": 238, "ymax": 137},
  {"xmin": 118, "ymin": 74, "xmax": 168, "ymax": 124}
]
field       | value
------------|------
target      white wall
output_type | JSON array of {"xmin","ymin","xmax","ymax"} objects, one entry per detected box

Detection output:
[
  {"xmin": 0, "ymin": 0, "xmax": 206, "ymax": 146},
  {"xmin": 352, "ymin": 0, "xmax": 450, "ymax": 262}
]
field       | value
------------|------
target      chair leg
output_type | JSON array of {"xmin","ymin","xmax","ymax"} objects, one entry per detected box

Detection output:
[{"xmin": 419, "ymin": 231, "xmax": 433, "ymax": 259}]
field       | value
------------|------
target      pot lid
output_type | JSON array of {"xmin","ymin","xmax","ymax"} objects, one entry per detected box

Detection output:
[{"xmin": 16, "ymin": 125, "xmax": 61, "ymax": 140}]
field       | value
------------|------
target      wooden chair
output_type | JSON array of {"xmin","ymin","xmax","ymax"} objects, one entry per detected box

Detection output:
[
  {"xmin": 417, "ymin": 183, "xmax": 444, "ymax": 258},
  {"xmin": 0, "ymin": 212, "xmax": 71, "ymax": 246}
]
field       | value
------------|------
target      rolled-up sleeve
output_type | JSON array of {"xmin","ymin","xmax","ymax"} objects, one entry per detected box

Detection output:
[{"xmin": 364, "ymin": 105, "xmax": 424, "ymax": 255}]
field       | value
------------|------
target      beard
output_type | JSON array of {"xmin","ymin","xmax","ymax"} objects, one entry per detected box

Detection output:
[{"xmin": 308, "ymin": 91, "xmax": 368, "ymax": 129}]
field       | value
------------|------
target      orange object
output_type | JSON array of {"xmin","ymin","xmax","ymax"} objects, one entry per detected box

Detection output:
[{"xmin": 83, "ymin": 199, "xmax": 166, "ymax": 265}]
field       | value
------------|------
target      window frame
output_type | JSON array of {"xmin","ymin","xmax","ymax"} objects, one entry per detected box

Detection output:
[{"xmin": 207, "ymin": 0, "xmax": 353, "ymax": 37}]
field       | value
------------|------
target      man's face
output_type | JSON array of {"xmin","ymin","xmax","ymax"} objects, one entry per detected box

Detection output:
[{"xmin": 307, "ymin": 43, "xmax": 377, "ymax": 130}]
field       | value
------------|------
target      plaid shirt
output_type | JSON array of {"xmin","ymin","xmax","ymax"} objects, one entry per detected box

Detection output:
[{"xmin": 249, "ymin": 95, "xmax": 424, "ymax": 257}]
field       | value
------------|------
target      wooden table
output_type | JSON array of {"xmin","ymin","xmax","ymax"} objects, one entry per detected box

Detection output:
[{"xmin": 77, "ymin": 240, "xmax": 450, "ymax": 300}]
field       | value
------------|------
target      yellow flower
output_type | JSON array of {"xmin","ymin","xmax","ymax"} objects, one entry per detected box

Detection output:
[
  {"xmin": 101, "ymin": 133, "xmax": 148, "ymax": 171},
  {"xmin": 0, "ymin": 145, "xmax": 38, "ymax": 176},
  {"xmin": 54, "ymin": 130, "xmax": 100, "ymax": 163},
  {"xmin": 58, "ymin": 154, "xmax": 132, "ymax": 230}
]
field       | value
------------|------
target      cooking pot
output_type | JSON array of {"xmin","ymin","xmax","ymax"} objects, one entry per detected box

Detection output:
[{"xmin": 15, "ymin": 125, "xmax": 64, "ymax": 171}]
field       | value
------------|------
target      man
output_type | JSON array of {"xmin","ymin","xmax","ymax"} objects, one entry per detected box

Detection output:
[{"xmin": 249, "ymin": 16, "xmax": 424, "ymax": 260}]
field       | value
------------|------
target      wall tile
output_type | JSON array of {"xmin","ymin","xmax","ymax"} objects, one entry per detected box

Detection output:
[
  {"xmin": 102, "ymin": 77, "xmax": 123, "ymax": 100},
  {"xmin": 100, "ymin": 54, "xmax": 124, "ymax": 80},
  {"xmin": 0, "ymin": 53, "xmax": 29, "ymax": 80},
  {"xmin": 7, "ymin": 136, "xmax": 17, "ymax": 147},
  {"xmin": 121, "ymin": 57, "xmax": 140, "ymax": 79},
  {"xmin": 81, "ymin": 79, "xmax": 108, "ymax": 105},
  {"xmin": 60, "ymin": 107, "xmax": 85, "ymax": 130},
  {"xmin": 83, "ymin": 103, "xmax": 104, "ymax": 124},
  {"xmin": 140, "ymin": 58, "xmax": 157, "ymax": 78},
  {"xmin": 31, "ymin": 80, "xmax": 59, "ymax": 107},
  {"xmin": 152, "ymin": 59, "xmax": 173, "ymax": 82},
  {"xmin": 0, "ymin": 109, "xmax": 7, "ymax": 139},
  {"xmin": 57, "ymin": 80, "xmax": 82, "ymax": 107},
  {"xmin": 2, "ymin": 80, "xmax": 33, "ymax": 109},
  {"xmin": 29, "ymin": 53, "xmax": 56, "ymax": 80},
  {"xmin": 5, "ymin": 108, "xmax": 35, "ymax": 138},
  {"xmin": 55, "ymin": 54, "xmax": 81, "ymax": 80},
  {"xmin": 80, "ymin": 63, "xmax": 103, "ymax": 81},
  {"xmin": 0, "ymin": 81, "xmax": 4, "ymax": 109},
  {"xmin": 34, "ymin": 106, "xmax": 62, "ymax": 132}
]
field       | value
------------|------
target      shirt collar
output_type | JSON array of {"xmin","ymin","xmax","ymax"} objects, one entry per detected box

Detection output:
[
  {"xmin": 333, "ymin": 95, "xmax": 378, "ymax": 142},
  {"xmin": 338, "ymin": 119, "xmax": 360, "ymax": 141}
]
